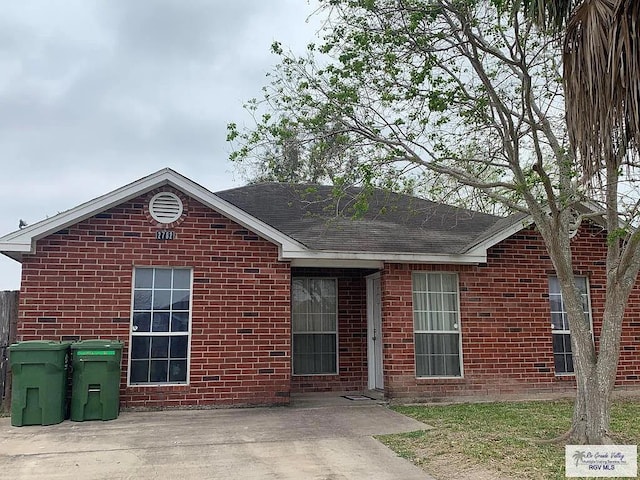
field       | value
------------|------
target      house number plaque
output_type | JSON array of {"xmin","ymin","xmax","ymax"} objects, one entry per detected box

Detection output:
[{"xmin": 156, "ymin": 230, "xmax": 175, "ymax": 240}]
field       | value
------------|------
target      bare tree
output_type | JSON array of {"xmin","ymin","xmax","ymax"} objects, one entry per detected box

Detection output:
[{"xmin": 228, "ymin": 0, "xmax": 640, "ymax": 444}]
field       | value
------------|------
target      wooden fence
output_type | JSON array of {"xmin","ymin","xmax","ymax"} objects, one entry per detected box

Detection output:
[{"xmin": 1, "ymin": 291, "xmax": 18, "ymax": 410}]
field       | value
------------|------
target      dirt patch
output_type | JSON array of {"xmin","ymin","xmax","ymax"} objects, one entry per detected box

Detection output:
[{"xmin": 420, "ymin": 452, "xmax": 517, "ymax": 480}]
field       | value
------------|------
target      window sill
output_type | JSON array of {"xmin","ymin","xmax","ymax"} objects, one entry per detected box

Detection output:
[
  {"xmin": 127, "ymin": 382, "xmax": 189, "ymax": 388},
  {"xmin": 415, "ymin": 376, "xmax": 465, "ymax": 382}
]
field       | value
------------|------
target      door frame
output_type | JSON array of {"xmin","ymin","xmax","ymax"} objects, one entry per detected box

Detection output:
[{"xmin": 366, "ymin": 272, "xmax": 384, "ymax": 390}]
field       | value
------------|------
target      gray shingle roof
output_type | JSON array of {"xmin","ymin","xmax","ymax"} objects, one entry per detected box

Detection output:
[{"xmin": 216, "ymin": 183, "xmax": 508, "ymax": 254}]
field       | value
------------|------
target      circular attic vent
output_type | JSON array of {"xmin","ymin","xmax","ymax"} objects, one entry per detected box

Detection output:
[{"xmin": 149, "ymin": 192, "xmax": 184, "ymax": 223}]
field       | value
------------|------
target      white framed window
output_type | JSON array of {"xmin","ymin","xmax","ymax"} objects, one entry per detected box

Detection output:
[
  {"xmin": 292, "ymin": 277, "xmax": 338, "ymax": 375},
  {"xmin": 548, "ymin": 276, "xmax": 592, "ymax": 375},
  {"xmin": 413, "ymin": 272, "xmax": 462, "ymax": 377},
  {"xmin": 129, "ymin": 267, "xmax": 192, "ymax": 385}
]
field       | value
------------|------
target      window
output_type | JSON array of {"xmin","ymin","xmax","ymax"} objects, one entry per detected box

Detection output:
[
  {"xmin": 548, "ymin": 276, "xmax": 591, "ymax": 375},
  {"xmin": 292, "ymin": 278, "xmax": 337, "ymax": 375},
  {"xmin": 413, "ymin": 272, "xmax": 461, "ymax": 377},
  {"xmin": 129, "ymin": 268, "xmax": 192, "ymax": 384}
]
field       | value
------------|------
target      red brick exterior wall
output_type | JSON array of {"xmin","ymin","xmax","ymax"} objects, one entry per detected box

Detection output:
[
  {"xmin": 18, "ymin": 188, "xmax": 292, "ymax": 408},
  {"xmin": 382, "ymin": 223, "xmax": 640, "ymax": 401},
  {"xmin": 16, "ymin": 190, "xmax": 640, "ymax": 407},
  {"xmin": 290, "ymin": 268, "xmax": 375, "ymax": 393}
]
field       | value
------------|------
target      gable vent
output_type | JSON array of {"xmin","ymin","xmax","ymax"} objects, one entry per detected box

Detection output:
[{"xmin": 149, "ymin": 192, "xmax": 184, "ymax": 223}]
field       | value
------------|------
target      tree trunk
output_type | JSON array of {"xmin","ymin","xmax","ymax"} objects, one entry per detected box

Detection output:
[
  {"xmin": 570, "ymin": 368, "xmax": 613, "ymax": 444},
  {"xmin": 566, "ymin": 268, "xmax": 628, "ymax": 445}
]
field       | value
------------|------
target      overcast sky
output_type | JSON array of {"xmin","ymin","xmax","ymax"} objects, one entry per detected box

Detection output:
[{"xmin": 0, "ymin": 0, "xmax": 321, "ymax": 290}]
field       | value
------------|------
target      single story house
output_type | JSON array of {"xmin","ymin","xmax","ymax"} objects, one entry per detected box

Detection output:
[{"xmin": 1, "ymin": 168, "xmax": 639, "ymax": 408}]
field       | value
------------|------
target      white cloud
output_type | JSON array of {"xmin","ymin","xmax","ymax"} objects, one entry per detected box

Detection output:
[{"xmin": 0, "ymin": 0, "xmax": 322, "ymax": 290}]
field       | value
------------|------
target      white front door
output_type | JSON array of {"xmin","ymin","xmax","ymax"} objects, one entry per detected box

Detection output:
[{"xmin": 367, "ymin": 274, "xmax": 384, "ymax": 390}]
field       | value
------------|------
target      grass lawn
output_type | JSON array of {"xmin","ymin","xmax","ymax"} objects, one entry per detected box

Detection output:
[{"xmin": 377, "ymin": 400, "xmax": 640, "ymax": 480}]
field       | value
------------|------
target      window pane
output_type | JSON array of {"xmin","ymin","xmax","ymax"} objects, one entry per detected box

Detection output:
[
  {"xmin": 553, "ymin": 333, "xmax": 572, "ymax": 374},
  {"xmin": 427, "ymin": 274, "xmax": 442, "ymax": 293},
  {"xmin": 293, "ymin": 333, "xmax": 336, "ymax": 374},
  {"xmin": 173, "ymin": 269, "xmax": 191, "ymax": 289},
  {"xmin": 308, "ymin": 284, "xmax": 322, "ymax": 313},
  {"xmin": 429, "ymin": 312, "xmax": 442, "ymax": 331},
  {"xmin": 322, "ymin": 293, "xmax": 336, "ymax": 314},
  {"xmin": 150, "ymin": 360, "xmax": 168, "ymax": 382},
  {"xmin": 322, "ymin": 313, "xmax": 336, "ymax": 332},
  {"xmin": 413, "ymin": 292, "xmax": 427, "ymax": 312},
  {"xmin": 414, "ymin": 311, "xmax": 429, "ymax": 331},
  {"xmin": 550, "ymin": 312, "xmax": 564, "ymax": 330},
  {"xmin": 291, "ymin": 278, "xmax": 337, "ymax": 334},
  {"xmin": 133, "ymin": 290, "xmax": 152, "ymax": 310},
  {"xmin": 428, "ymin": 292, "xmax": 442, "ymax": 312},
  {"xmin": 152, "ymin": 312, "xmax": 170, "ymax": 332},
  {"xmin": 169, "ymin": 360, "xmax": 187, "ymax": 382},
  {"xmin": 133, "ymin": 312, "xmax": 151, "ymax": 332},
  {"xmin": 415, "ymin": 333, "xmax": 460, "ymax": 376},
  {"xmin": 442, "ymin": 311, "xmax": 458, "ymax": 331},
  {"xmin": 549, "ymin": 295, "xmax": 563, "ymax": 313},
  {"xmin": 442, "ymin": 293, "xmax": 457, "ymax": 312},
  {"xmin": 412, "ymin": 273, "xmax": 427, "ymax": 292},
  {"xmin": 153, "ymin": 290, "xmax": 172, "ymax": 310},
  {"xmin": 553, "ymin": 333, "xmax": 571, "ymax": 354},
  {"xmin": 576, "ymin": 277, "xmax": 588, "ymax": 295},
  {"xmin": 440, "ymin": 274, "xmax": 457, "ymax": 293},
  {"xmin": 291, "ymin": 279, "xmax": 308, "ymax": 314},
  {"xmin": 171, "ymin": 312, "xmax": 189, "ymax": 332},
  {"xmin": 292, "ymin": 313, "xmax": 308, "ymax": 332},
  {"xmin": 170, "ymin": 336, "xmax": 188, "ymax": 358},
  {"xmin": 565, "ymin": 352, "xmax": 574, "ymax": 373},
  {"xmin": 151, "ymin": 336, "xmax": 169, "ymax": 358},
  {"xmin": 130, "ymin": 360, "xmax": 149, "ymax": 383},
  {"xmin": 135, "ymin": 269, "xmax": 153, "ymax": 288},
  {"xmin": 581, "ymin": 295, "xmax": 590, "ymax": 312},
  {"xmin": 172, "ymin": 290, "xmax": 190, "ymax": 310},
  {"xmin": 155, "ymin": 269, "xmax": 172, "ymax": 289},
  {"xmin": 131, "ymin": 336, "xmax": 150, "ymax": 359}
]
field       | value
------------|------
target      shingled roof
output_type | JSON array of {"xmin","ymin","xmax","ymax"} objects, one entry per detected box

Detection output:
[
  {"xmin": 216, "ymin": 183, "xmax": 505, "ymax": 255},
  {"xmin": 1, "ymin": 169, "xmax": 525, "ymax": 265}
]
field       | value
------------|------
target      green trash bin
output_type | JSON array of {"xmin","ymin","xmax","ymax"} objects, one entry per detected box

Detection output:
[
  {"xmin": 8, "ymin": 341, "xmax": 72, "ymax": 427},
  {"xmin": 70, "ymin": 340, "xmax": 123, "ymax": 421}
]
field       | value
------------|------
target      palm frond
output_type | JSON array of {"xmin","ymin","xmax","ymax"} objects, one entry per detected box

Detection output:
[
  {"xmin": 563, "ymin": 0, "xmax": 640, "ymax": 184},
  {"xmin": 520, "ymin": 0, "xmax": 581, "ymax": 31}
]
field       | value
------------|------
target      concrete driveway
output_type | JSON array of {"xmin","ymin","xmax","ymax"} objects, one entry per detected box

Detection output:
[{"xmin": 0, "ymin": 400, "xmax": 433, "ymax": 479}]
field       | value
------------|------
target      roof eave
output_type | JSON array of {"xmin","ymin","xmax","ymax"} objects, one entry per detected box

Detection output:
[
  {"xmin": 283, "ymin": 248, "xmax": 487, "ymax": 265},
  {"xmin": 0, "ymin": 169, "xmax": 307, "ymax": 260},
  {"xmin": 463, "ymin": 216, "xmax": 533, "ymax": 254}
]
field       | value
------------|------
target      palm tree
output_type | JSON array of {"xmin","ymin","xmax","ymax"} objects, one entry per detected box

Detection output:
[
  {"xmin": 517, "ymin": 0, "xmax": 640, "ymax": 444},
  {"xmin": 520, "ymin": 0, "xmax": 639, "ymax": 185}
]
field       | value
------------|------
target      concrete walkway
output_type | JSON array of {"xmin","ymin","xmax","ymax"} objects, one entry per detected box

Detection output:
[{"xmin": 0, "ymin": 400, "xmax": 433, "ymax": 480}]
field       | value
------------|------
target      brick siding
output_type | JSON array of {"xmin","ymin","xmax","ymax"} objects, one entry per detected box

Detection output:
[
  {"xmin": 18, "ymin": 188, "xmax": 291, "ymax": 408},
  {"xmin": 16, "ymin": 191, "xmax": 640, "ymax": 407},
  {"xmin": 382, "ymin": 223, "xmax": 640, "ymax": 401}
]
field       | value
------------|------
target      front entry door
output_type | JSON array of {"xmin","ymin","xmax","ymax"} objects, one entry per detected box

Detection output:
[{"xmin": 367, "ymin": 274, "xmax": 384, "ymax": 390}]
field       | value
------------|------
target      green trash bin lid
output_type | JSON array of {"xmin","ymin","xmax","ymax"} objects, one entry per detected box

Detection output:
[
  {"xmin": 71, "ymin": 340, "xmax": 123, "ymax": 356},
  {"xmin": 8, "ymin": 340, "xmax": 72, "ymax": 351}
]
